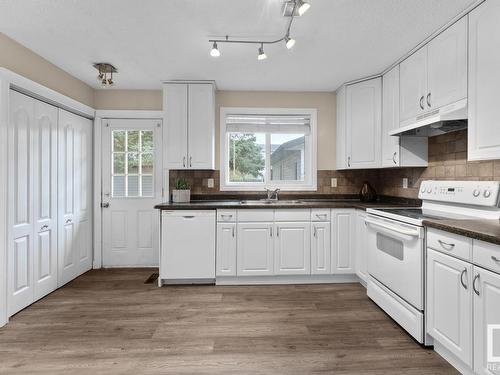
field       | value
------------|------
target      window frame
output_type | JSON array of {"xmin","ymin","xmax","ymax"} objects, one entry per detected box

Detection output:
[{"xmin": 220, "ymin": 107, "xmax": 317, "ymax": 191}]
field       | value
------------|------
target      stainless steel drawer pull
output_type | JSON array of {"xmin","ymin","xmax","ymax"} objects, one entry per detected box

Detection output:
[
  {"xmin": 40, "ymin": 224, "xmax": 49, "ymax": 231},
  {"xmin": 232, "ymin": 226, "xmax": 235, "ymax": 237},
  {"xmin": 473, "ymin": 274, "xmax": 480, "ymax": 296},
  {"xmin": 460, "ymin": 268, "xmax": 468, "ymax": 290},
  {"xmin": 276, "ymin": 227, "xmax": 279, "ymax": 237},
  {"xmin": 426, "ymin": 93, "xmax": 432, "ymax": 107},
  {"xmin": 419, "ymin": 95, "xmax": 425, "ymax": 110},
  {"xmin": 183, "ymin": 156, "xmax": 186, "ymax": 167},
  {"xmin": 438, "ymin": 239, "xmax": 455, "ymax": 250},
  {"xmin": 316, "ymin": 214, "xmax": 327, "ymax": 219},
  {"xmin": 182, "ymin": 216, "xmax": 195, "ymax": 219},
  {"xmin": 270, "ymin": 227, "xmax": 273, "ymax": 237},
  {"xmin": 492, "ymin": 255, "xmax": 500, "ymax": 263},
  {"xmin": 221, "ymin": 214, "xmax": 233, "ymax": 218},
  {"xmin": 65, "ymin": 219, "xmax": 72, "ymax": 224},
  {"xmin": 313, "ymin": 226, "xmax": 317, "ymax": 237}
]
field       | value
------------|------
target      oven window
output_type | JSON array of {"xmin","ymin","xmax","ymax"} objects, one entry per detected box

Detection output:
[{"xmin": 376, "ymin": 233, "xmax": 404, "ymax": 261}]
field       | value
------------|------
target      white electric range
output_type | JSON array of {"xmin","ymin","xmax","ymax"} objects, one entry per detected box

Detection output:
[{"xmin": 365, "ymin": 180, "xmax": 500, "ymax": 345}]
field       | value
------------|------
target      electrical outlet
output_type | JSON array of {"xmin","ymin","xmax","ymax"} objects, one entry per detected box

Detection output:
[
  {"xmin": 402, "ymin": 178, "xmax": 408, "ymax": 189},
  {"xmin": 207, "ymin": 178, "xmax": 214, "ymax": 188},
  {"xmin": 331, "ymin": 178, "xmax": 337, "ymax": 188}
]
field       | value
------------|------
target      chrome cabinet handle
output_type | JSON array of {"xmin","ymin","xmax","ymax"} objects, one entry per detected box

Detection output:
[
  {"xmin": 183, "ymin": 156, "xmax": 186, "ymax": 167},
  {"xmin": 438, "ymin": 239, "xmax": 455, "ymax": 250},
  {"xmin": 232, "ymin": 226, "xmax": 235, "ymax": 237},
  {"xmin": 270, "ymin": 227, "xmax": 273, "ymax": 237},
  {"xmin": 492, "ymin": 255, "xmax": 500, "ymax": 263},
  {"xmin": 65, "ymin": 219, "xmax": 72, "ymax": 224},
  {"xmin": 419, "ymin": 96, "xmax": 424, "ymax": 110},
  {"xmin": 40, "ymin": 224, "xmax": 49, "ymax": 232},
  {"xmin": 392, "ymin": 152, "xmax": 397, "ymax": 165},
  {"xmin": 426, "ymin": 93, "xmax": 431, "ymax": 107},
  {"xmin": 313, "ymin": 226, "xmax": 317, "ymax": 237},
  {"xmin": 347, "ymin": 156, "xmax": 351, "ymax": 167},
  {"xmin": 101, "ymin": 202, "xmax": 110, "ymax": 208},
  {"xmin": 189, "ymin": 156, "xmax": 192, "ymax": 167},
  {"xmin": 473, "ymin": 274, "xmax": 480, "ymax": 296},
  {"xmin": 460, "ymin": 268, "xmax": 468, "ymax": 290},
  {"xmin": 221, "ymin": 214, "xmax": 233, "ymax": 218},
  {"xmin": 315, "ymin": 214, "xmax": 327, "ymax": 220},
  {"xmin": 182, "ymin": 216, "xmax": 195, "ymax": 219},
  {"xmin": 276, "ymin": 226, "xmax": 280, "ymax": 237}
]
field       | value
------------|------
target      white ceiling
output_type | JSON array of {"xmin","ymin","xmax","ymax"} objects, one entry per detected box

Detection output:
[{"xmin": 0, "ymin": 0, "xmax": 477, "ymax": 91}]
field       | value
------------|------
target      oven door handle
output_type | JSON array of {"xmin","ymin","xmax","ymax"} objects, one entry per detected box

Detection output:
[{"xmin": 365, "ymin": 218, "xmax": 422, "ymax": 240}]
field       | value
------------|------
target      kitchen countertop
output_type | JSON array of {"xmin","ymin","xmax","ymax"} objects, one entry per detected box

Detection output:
[{"xmin": 423, "ymin": 218, "xmax": 500, "ymax": 246}]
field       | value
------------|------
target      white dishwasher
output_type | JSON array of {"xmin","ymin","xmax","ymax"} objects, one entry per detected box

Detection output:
[{"xmin": 160, "ymin": 210, "xmax": 216, "ymax": 284}]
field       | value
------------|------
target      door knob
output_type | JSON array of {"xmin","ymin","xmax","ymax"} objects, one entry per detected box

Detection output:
[{"xmin": 101, "ymin": 202, "xmax": 110, "ymax": 208}]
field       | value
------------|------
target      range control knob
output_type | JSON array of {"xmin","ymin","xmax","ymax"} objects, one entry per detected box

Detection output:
[
  {"xmin": 427, "ymin": 187, "xmax": 432, "ymax": 193},
  {"xmin": 484, "ymin": 190, "xmax": 491, "ymax": 198},
  {"xmin": 473, "ymin": 189, "xmax": 481, "ymax": 197},
  {"xmin": 420, "ymin": 186, "xmax": 426, "ymax": 193}
]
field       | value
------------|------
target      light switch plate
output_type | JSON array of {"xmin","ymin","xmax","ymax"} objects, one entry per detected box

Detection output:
[
  {"xmin": 402, "ymin": 178, "xmax": 408, "ymax": 189},
  {"xmin": 207, "ymin": 178, "xmax": 214, "ymax": 188},
  {"xmin": 331, "ymin": 178, "xmax": 337, "ymax": 188}
]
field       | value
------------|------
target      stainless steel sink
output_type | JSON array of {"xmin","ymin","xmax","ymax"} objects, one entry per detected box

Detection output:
[{"xmin": 240, "ymin": 199, "xmax": 303, "ymax": 205}]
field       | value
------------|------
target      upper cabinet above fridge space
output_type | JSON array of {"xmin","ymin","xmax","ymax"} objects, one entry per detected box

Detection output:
[{"xmin": 163, "ymin": 82, "xmax": 216, "ymax": 170}]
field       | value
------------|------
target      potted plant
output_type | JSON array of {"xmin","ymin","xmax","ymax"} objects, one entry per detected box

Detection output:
[{"xmin": 172, "ymin": 178, "xmax": 191, "ymax": 203}]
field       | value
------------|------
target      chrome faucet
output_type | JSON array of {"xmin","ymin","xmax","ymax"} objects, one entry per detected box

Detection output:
[{"xmin": 265, "ymin": 188, "xmax": 280, "ymax": 201}]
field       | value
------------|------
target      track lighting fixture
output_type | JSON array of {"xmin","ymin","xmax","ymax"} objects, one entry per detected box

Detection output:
[
  {"xmin": 208, "ymin": 0, "xmax": 310, "ymax": 59},
  {"xmin": 257, "ymin": 44, "xmax": 267, "ymax": 60},
  {"xmin": 93, "ymin": 63, "xmax": 117, "ymax": 88}
]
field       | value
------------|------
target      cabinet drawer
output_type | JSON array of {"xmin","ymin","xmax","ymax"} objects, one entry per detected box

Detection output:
[
  {"xmin": 311, "ymin": 209, "xmax": 331, "ymax": 222},
  {"xmin": 427, "ymin": 228, "xmax": 472, "ymax": 261},
  {"xmin": 217, "ymin": 209, "xmax": 237, "ymax": 222},
  {"xmin": 274, "ymin": 209, "xmax": 310, "ymax": 222},
  {"xmin": 237, "ymin": 209, "xmax": 274, "ymax": 222},
  {"xmin": 473, "ymin": 240, "xmax": 500, "ymax": 274}
]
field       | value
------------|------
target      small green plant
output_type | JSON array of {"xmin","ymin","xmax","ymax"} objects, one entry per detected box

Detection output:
[{"xmin": 174, "ymin": 178, "xmax": 190, "ymax": 190}]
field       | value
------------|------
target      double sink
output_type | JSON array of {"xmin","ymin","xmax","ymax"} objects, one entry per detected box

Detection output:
[{"xmin": 239, "ymin": 199, "xmax": 307, "ymax": 205}]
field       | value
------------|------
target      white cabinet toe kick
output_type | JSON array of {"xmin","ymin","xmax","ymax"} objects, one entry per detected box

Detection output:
[{"xmin": 159, "ymin": 208, "xmax": 363, "ymax": 285}]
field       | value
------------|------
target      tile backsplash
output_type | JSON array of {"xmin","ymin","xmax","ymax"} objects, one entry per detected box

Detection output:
[{"xmin": 169, "ymin": 130, "xmax": 500, "ymax": 200}]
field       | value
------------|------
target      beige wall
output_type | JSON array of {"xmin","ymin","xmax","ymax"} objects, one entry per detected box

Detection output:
[
  {"xmin": 94, "ymin": 89, "xmax": 162, "ymax": 110},
  {"xmin": 215, "ymin": 91, "xmax": 336, "ymax": 170},
  {"xmin": 0, "ymin": 33, "xmax": 94, "ymax": 107}
]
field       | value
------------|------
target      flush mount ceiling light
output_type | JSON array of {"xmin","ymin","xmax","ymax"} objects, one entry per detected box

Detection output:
[
  {"xmin": 208, "ymin": 0, "xmax": 311, "ymax": 61},
  {"xmin": 93, "ymin": 63, "xmax": 117, "ymax": 87}
]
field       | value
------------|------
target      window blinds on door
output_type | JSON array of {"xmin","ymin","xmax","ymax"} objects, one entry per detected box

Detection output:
[{"xmin": 225, "ymin": 114, "xmax": 311, "ymax": 135}]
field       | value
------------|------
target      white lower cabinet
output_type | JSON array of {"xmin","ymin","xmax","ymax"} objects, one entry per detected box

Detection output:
[
  {"xmin": 311, "ymin": 222, "xmax": 331, "ymax": 275},
  {"xmin": 237, "ymin": 222, "xmax": 274, "ymax": 276},
  {"xmin": 274, "ymin": 222, "xmax": 310, "ymax": 275},
  {"xmin": 355, "ymin": 211, "xmax": 368, "ymax": 282},
  {"xmin": 216, "ymin": 223, "xmax": 236, "ymax": 276},
  {"xmin": 427, "ymin": 248, "xmax": 473, "ymax": 367},
  {"xmin": 474, "ymin": 267, "xmax": 500, "ymax": 375},
  {"xmin": 331, "ymin": 210, "xmax": 355, "ymax": 274}
]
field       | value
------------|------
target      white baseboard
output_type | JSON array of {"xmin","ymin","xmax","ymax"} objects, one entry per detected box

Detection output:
[{"xmin": 216, "ymin": 274, "xmax": 360, "ymax": 285}]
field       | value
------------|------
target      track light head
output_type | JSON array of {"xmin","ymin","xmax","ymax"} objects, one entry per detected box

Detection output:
[
  {"xmin": 210, "ymin": 41, "xmax": 220, "ymax": 57},
  {"xmin": 297, "ymin": 0, "xmax": 311, "ymax": 16},
  {"xmin": 285, "ymin": 35, "xmax": 296, "ymax": 49},
  {"xmin": 257, "ymin": 45, "xmax": 267, "ymax": 60}
]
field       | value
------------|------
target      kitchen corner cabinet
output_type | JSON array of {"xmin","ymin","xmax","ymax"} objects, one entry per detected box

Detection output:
[
  {"xmin": 468, "ymin": 1, "xmax": 500, "ymax": 161},
  {"xmin": 331, "ymin": 210, "xmax": 355, "ymax": 274},
  {"xmin": 399, "ymin": 17, "xmax": 467, "ymax": 124},
  {"xmin": 163, "ymin": 82, "xmax": 215, "ymax": 169}
]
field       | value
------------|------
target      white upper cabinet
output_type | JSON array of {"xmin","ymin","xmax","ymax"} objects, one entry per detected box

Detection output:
[
  {"xmin": 382, "ymin": 65, "xmax": 401, "ymax": 167},
  {"xmin": 468, "ymin": 1, "xmax": 500, "ymax": 161},
  {"xmin": 345, "ymin": 77, "xmax": 382, "ymax": 169},
  {"xmin": 427, "ymin": 17, "xmax": 467, "ymax": 110},
  {"xmin": 163, "ymin": 82, "xmax": 215, "ymax": 170},
  {"xmin": 400, "ymin": 46, "xmax": 428, "ymax": 122},
  {"xmin": 335, "ymin": 86, "xmax": 347, "ymax": 170}
]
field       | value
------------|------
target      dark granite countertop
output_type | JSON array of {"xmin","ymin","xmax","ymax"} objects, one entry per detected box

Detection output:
[{"xmin": 423, "ymin": 218, "xmax": 500, "ymax": 246}]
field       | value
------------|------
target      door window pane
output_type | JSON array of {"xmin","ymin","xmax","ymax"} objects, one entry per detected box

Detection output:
[
  {"xmin": 270, "ymin": 134, "xmax": 305, "ymax": 181},
  {"xmin": 111, "ymin": 129, "xmax": 154, "ymax": 197},
  {"xmin": 228, "ymin": 132, "xmax": 265, "ymax": 183}
]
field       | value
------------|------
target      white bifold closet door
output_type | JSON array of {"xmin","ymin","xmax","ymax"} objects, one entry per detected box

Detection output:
[
  {"xmin": 8, "ymin": 91, "xmax": 58, "ymax": 315},
  {"xmin": 58, "ymin": 109, "xmax": 93, "ymax": 286}
]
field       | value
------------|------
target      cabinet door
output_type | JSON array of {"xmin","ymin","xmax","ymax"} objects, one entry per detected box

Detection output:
[
  {"xmin": 400, "ymin": 46, "xmax": 427, "ymax": 121},
  {"xmin": 33, "ymin": 100, "xmax": 58, "ymax": 300},
  {"xmin": 474, "ymin": 267, "xmax": 500, "ymax": 375},
  {"xmin": 346, "ymin": 78, "xmax": 382, "ymax": 169},
  {"xmin": 237, "ymin": 223, "xmax": 273, "ymax": 276},
  {"xmin": 336, "ymin": 86, "xmax": 347, "ymax": 169},
  {"xmin": 426, "ymin": 249, "xmax": 472, "ymax": 366},
  {"xmin": 188, "ymin": 84, "xmax": 215, "ymax": 169},
  {"xmin": 8, "ymin": 91, "xmax": 35, "ymax": 315},
  {"xmin": 311, "ymin": 222, "xmax": 331, "ymax": 275},
  {"xmin": 382, "ymin": 65, "xmax": 400, "ymax": 167},
  {"xmin": 468, "ymin": 1, "xmax": 500, "ymax": 161},
  {"xmin": 274, "ymin": 222, "xmax": 310, "ymax": 275},
  {"xmin": 164, "ymin": 84, "xmax": 188, "ymax": 169},
  {"xmin": 216, "ymin": 223, "xmax": 236, "ymax": 276},
  {"xmin": 331, "ymin": 210, "xmax": 355, "ymax": 274},
  {"xmin": 427, "ymin": 17, "xmax": 467, "ymax": 111},
  {"xmin": 355, "ymin": 211, "xmax": 368, "ymax": 283}
]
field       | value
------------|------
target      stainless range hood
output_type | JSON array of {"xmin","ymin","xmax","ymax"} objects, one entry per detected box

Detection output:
[{"xmin": 389, "ymin": 98, "xmax": 468, "ymax": 137}]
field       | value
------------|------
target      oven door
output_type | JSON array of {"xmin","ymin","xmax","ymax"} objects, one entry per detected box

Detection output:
[{"xmin": 365, "ymin": 214, "xmax": 424, "ymax": 310}]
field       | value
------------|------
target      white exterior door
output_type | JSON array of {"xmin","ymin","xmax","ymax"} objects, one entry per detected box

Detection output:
[
  {"xmin": 33, "ymin": 100, "xmax": 58, "ymax": 300},
  {"xmin": 216, "ymin": 223, "xmax": 236, "ymax": 276},
  {"xmin": 8, "ymin": 91, "xmax": 35, "ymax": 315},
  {"xmin": 426, "ymin": 249, "xmax": 473, "ymax": 367},
  {"xmin": 474, "ymin": 267, "xmax": 500, "ymax": 375},
  {"xmin": 400, "ymin": 46, "xmax": 427, "ymax": 121},
  {"xmin": 274, "ymin": 222, "xmax": 310, "ymax": 275},
  {"xmin": 345, "ymin": 78, "xmax": 382, "ymax": 169},
  {"xmin": 102, "ymin": 119, "xmax": 162, "ymax": 267},
  {"xmin": 311, "ymin": 222, "xmax": 331, "ymax": 275},
  {"xmin": 382, "ymin": 65, "xmax": 400, "ymax": 167},
  {"xmin": 237, "ymin": 223, "xmax": 273, "ymax": 276},
  {"xmin": 331, "ymin": 210, "xmax": 355, "ymax": 274},
  {"xmin": 58, "ymin": 109, "xmax": 93, "ymax": 286}
]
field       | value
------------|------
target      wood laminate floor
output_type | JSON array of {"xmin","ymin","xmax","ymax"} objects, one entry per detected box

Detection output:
[{"xmin": 0, "ymin": 268, "xmax": 457, "ymax": 375}]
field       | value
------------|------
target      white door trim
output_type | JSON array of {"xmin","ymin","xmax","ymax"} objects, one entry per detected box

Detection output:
[{"xmin": 93, "ymin": 110, "xmax": 164, "ymax": 269}]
